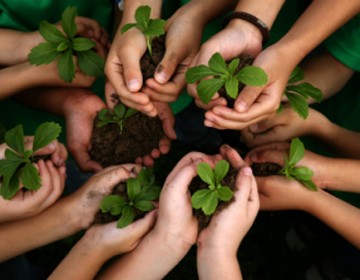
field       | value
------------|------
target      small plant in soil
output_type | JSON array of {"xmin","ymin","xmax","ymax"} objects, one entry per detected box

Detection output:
[
  {"xmin": 0, "ymin": 122, "xmax": 61, "ymax": 199},
  {"xmin": 121, "ymin": 5, "xmax": 166, "ymax": 58},
  {"xmin": 283, "ymin": 66, "xmax": 323, "ymax": 119},
  {"xmin": 28, "ymin": 6, "xmax": 104, "ymax": 83},
  {"xmin": 96, "ymin": 103, "xmax": 137, "ymax": 133},
  {"xmin": 98, "ymin": 168, "xmax": 161, "ymax": 228},
  {"xmin": 185, "ymin": 52, "xmax": 268, "ymax": 105}
]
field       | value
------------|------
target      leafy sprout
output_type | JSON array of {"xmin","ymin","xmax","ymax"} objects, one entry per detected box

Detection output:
[
  {"xmin": 280, "ymin": 137, "xmax": 317, "ymax": 191},
  {"xmin": 0, "ymin": 122, "xmax": 62, "ymax": 199},
  {"xmin": 185, "ymin": 52, "xmax": 268, "ymax": 104},
  {"xmin": 99, "ymin": 168, "xmax": 161, "ymax": 228},
  {"xmin": 283, "ymin": 66, "xmax": 323, "ymax": 119},
  {"xmin": 28, "ymin": 6, "xmax": 105, "ymax": 83},
  {"xmin": 191, "ymin": 160, "xmax": 234, "ymax": 216},
  {"xmin": 96, "ymin": 103, "xmax": 137, "ymax": 133},
  {"xmin": 121, "ymin": 5, "xmax": 166, "ymax": 58}
]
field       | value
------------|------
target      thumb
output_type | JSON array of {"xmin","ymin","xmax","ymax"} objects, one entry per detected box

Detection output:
[
  {"xmin": 154, "ymin": 50, "xmax": 184, "ymax": 84},
  {"xmin": 234, "ymin": 85, "xmax": 265, "ymax": 113}
]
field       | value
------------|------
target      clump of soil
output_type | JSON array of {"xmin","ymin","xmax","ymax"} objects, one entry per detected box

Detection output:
[
  {"xmin": 251, "ymin": 162, "xmax": 282, "ymax": 176},
  {"xmin": 218, "ymin": 55, "xmax": 253, "ymax": 108},
  {"xmin": 189, "ymin": 167, "xmax": 238, "ymax": 230},
  {"xmin": 89, "ymin": 112, "xmax": 163, "ymax": 168}
]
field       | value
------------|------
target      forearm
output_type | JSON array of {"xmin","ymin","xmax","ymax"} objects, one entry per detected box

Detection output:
[{"xmin": 305, "ymin": 189, "xmax": 360, "ymax": 249}]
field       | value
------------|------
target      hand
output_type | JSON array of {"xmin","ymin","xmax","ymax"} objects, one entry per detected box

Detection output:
[
  {"xmin": 241, "ymin": 106, "xmax": 326, "ymax": 147},
  {"xmin": 0, "ymin": 159, "xmax": 66, "ymax": 222}
]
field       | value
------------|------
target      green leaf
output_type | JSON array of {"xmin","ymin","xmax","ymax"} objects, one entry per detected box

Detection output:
[
  {"xmin": 28, "ymin": 42, "xmax": 59, "ymax": 65},
  {"xmin": 134, "ymin": 200, "xmax": 154, "ymax": 211},
  {"xmin": 197, "ymin": 162, "xmax": 215, "ymax": 186},
  {"xmin": 127, "ymin": 178, "xmax": 142, "ymax": 201},
  {"xmin": 191, "ymin": 189, "xmax": 212, "ymax": 209},
  {"xmin": 32, "ymin": 122, "xmax": 61, "ymax": 153},
  {"xmin": 0, "ymin": 158, "xmax": 23, "ymax": 179},
  {"xmin": 61, "ymin": 7, "xmax": 77, "ymax": 38},
  {"xmin": 72, "ymin": 37, "xmax": 96, "ymax": 52},
  {"xmin": 0, "ymin": 169, "xmax": 21, "ymax": 200},
  {"xmin": 288, "ymin": 138, "xmax": 305, "ymax": 166},
  {"xmin": 288, "ymin": 66, "xmax": 304, "ymax": 84},
  {"xmin": 208, "ymin": 53, "xmax": 228, "ymax": 74},
  {"xmin": 235, "ymin": 66, "xmax": 268, "ymax": 86},
  {"xmin": 214, "ymin": 160, "xmax": 229, "ymax": 185},
  {"xmin": 135, "ymin": 5, "xmax": 151, "ymax": 31},
  {"xmin": 39, "ymin": 21, "xmax": 67, "ymax": 44},
  {"xmin": 136, "ymin": 186, "xmax": 161, "ymax": 201},
  {"xmin": 287, "ymin": 83, "xmax": 323, "ymax": 103},
  {"xmin": 4, "ymin": 125, "xmax": 24, "ymax": 154},
  {"xmin": 228, "ymin": 58, "xmax": 240, "ymax": 75},
  {"xmin": 292, "ymin": 166, "xmax": 313, "ymax": 182},
  {"xmin": 5, "ymin": 149, "xmax": 22, "ymax": 161},
  {"xmin": 58, "ymin": 48, "xmax": 75, "ymax": 83},
  {"xmin": 117, "ymin": 206, "xmax": 135, "ymax": 228},
  {"xmin": 124, "ymin": 108, "xmax": 138, "ymax": 119},
  {"xmin": 202, "ymin": 191, "xmax": 218, "ymax": 216},
  {"xmin": 144, "ymin": 19, "xmax": 166, "ymax": 37},
  {"xmin": 225, "ymin": 76, "xmax": 239, "ymax": 99},
  {"xmin": 301, "ymin": 180, "xmax": 318, "ymax": 191},
  {"xmin": 56, "ymin": 41, "xmax": 69, "ymax": 52},
  {"xmin": 185, "ymin": 65, "xmax": 218, "ymax": 84},
  {"xmin": 197, "ymin": 78, "xmax": 225, "ymax": 104},
  {"xmin": 217, "ymin": 186, "xmax": 233, "ymax": 202},
  {"xmin": 121, "ymin": 23, "xmax": 138, "ymax": 34},
  {"xmin": 114, "ymin": 103, "xmax": 126, "ymax": 118},
  {"xmin": 286, "ymin": 91, "xmax": 309, "ymax": 119},
  {"xmin": 21, "ymin": 162, "xmax": 41, "ymax": 191},
  {"xmin": 100, "ymin": 195, "xmax": 126, "ymax": 215},
  {"xmin": 77, "ymin": 50, "xmax": 105, "ymax": 77}
]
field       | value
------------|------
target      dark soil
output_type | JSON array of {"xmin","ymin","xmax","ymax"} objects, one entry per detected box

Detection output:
[
  {"xmin": 251, "ymin": 162, "xmax": 283, "ymax": 176},
  {"xmin": 219, "ymin": 55, "xmax": 254, "ymax": 108},
  {"xmin": 89, "ymin": 112, "xmax": 163, "ymax": 167},
  {"xmin": 189, "ymin": 167, "xmax": 238, "ymax": 230}
]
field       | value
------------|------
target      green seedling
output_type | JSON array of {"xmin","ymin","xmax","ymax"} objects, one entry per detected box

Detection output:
[
  {"xmin": 280, "ymin": 137, "xmax": 317, "ymax": 191},
  {"xmin": 121, "ymin": 5, "xmax": 166, "ymax": 58},
  {"xmin": 0, "ymin": 122, "xmax": 61, "ymax": 199},
  {"xmin": 283, "ymin": 66, "xmax": 323, "ymax": 119},
  {"xmin": 191, "ymin": 160, "xmax": 234, "ymax": 216},
  {"xmin": 185, "ymin": 52, "xmax": 268, "ymax": 105},
  {"xmin": 96, "ymin": 103, "xmax": 137, "ymax": 133},
  {"xmin": 99, "ymin": 168, "xmax": 161, "ymax": 228},
  {"xmin": 29, "ymin": 6, "xmax": 104, "ymax": 83}
]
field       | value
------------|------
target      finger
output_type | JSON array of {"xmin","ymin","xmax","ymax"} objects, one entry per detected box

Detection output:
[
  {"xmin": 150, "ymin": 149, "xmax": 161, "ymax": 159},
  {"xmin": 42, "ymin": 161, "xmax": 65, "ymax": 207},
  {"xmin": 154, "ymin": 52, "xmax": 183, "ymax": 84},
  {"xmin": 155, "ymin": 103, "xmax": 176, "ymax": 140},
  {"xmin": 158, "ymin": 137, "xmax": 171, "ymax": 154},
  {"xmin": 121, "ymin": 98, "xmax": 157, "ymax": 117},
  {"xmin": 234, "ymin": 85, "xmax": 265, "ymax": 113},
  {"xmin": 248, "ymin": 148, "xmax": 287, "ymax": 166},
  {"xmin": 219, "ymin": 144, "xmax": 247, "ymax": 170},
  {"xmin": 142, "ymin": 155, "xmax": 155, "ymax": 168}
]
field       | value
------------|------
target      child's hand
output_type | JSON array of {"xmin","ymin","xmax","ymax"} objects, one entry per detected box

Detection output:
[
  {"xmin": 241, "ymin": 106, "xmax": 326, "ymax": 147},
  {"xmin": 0, "ymin": 159, "xmax": 66, "ymax": 222}
]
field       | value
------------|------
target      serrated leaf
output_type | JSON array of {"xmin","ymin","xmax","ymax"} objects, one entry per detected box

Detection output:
[
  {"xmin": 134, "ymin": 200, "xmax": 154, "ymax": 211},
  {"xmin": 72, "ymin": 37, "xmax": 95, "ymax": 52},
  {"xmin": 286, "ymin": 91, "xmax": 309, "ymax": 119},
  {"xmin": 61, "ymin": 7, "xmax": 77, "ymax": 38},
  {"xmin": 0, "ymin": 169, "xmax": 21, "ymax": 200},
  {"xmin": 5, "ymin": 149, "xmax": 22, "ymax": 161},
  {"xmin": 235, "ymin": 66, "xmax": 268, "ymax": 86},
  {"xmin": 214, "ymin": 160, "xmax": 229, "ymax": 185},
  {"xmin": 0, "ymin": 158, "xmax": 23, "ymax": 179},
  {"xmin": 32, "ymin": 122, "xmax": 61, "ymax": 153},
  {"xmin": 136, "ymin": 186, "xmax": 161, "ymax": 201},
  {"xmin": 114, "ymin": 104, "xmax": 126, "ymax": 118},
  {"xmin": 225, "ymin": 76, "xmax": 239, "ymax": 99},
  {"xmin": 191, "ymin": 189, "xmax": 212, "ymax": 209},
  {"xmin": 185, "ymin": 65, "xmax": 218, "ymax": 84},
  {"xmin": 288, "ymin": 66, "xmax": 304, "ymax": 84},
  {"xmin": 288, "ymin": 138, "xmax": 305, "ymax": 166},
  {"xmin": 217, "ymin": 186, "xmax": 233, "ymax": 202},
  {"xmin": 28, "ymin": 42, "xmax": 59, "ymax": 65},
  {"xmin": 117, "ymin": 206, "xmax": 135, "ymax": 228},
  {"xmin": 144, "ymin": 19, "xmax": 166, "ymax": 37},
  {"xmin": 135, "ymin": 5, "xmax": 151, "ymax": 31},
  {"xmin": 39, "ymin": 21, "xmax": 67, "ymax": 43},
  {"xmin": 121, "ymin": 23, "xmax": 138, "ymax": 34},
  {"xmin": 23, "ymin": 150, "xmax": 33, "ymax": 161},
  {"xmin": 202, "ymin": 191, "xmax": 218, "ymax": 215},
  {"xmin": 77, "ymin": 50, "xmax": 105, "ymax": 77},
  {"xmin": 4, "ymin": 125, "xmax": 24, "ymax": 154},
  {"xmin": 292, "ymin": 166, "xmax": 313, "ymax": 182},
  {"xmin": 287, "ymin": 83, "xmax": 323, "ymax": 103},
  {"xmin": 100, "ymin": 195, "xmax": 126, "ymax": 215},
  {"xmin": 197, "ymin": 162, "xmax": 215, "ymax": 186},
  {"xmin": 228, "ymin": 58, "xmax": 240, "ymax": 75},
  {"xmin": 302, "ymin": 180, "xmax": 317, "ymax": 191},
  {"xmin": 58, "ymin": 48, "xmax": 75, "ymax": 83},
  {"xmin": 208, "ymin": 53, "xmax": 228, "ymax": 74},
  {"xmin": 21, "ymin": 162, "xmax": 41, "ymax": 191},
  {"xmin": 127, "ymin": 178, "xmax": 141, "ymax": 200},
  {"xmin": 197, "ymin": 78, "xmax": 225, "ymax": 104}
]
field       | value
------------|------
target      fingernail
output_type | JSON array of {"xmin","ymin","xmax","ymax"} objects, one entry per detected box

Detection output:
[
  {"xmin": 236, "ymin": 100, "xmax": 247, "ymax": 112},
  {"xmin": 250, "ymin": 153, "xmax": 258, "ymax": 162},
  {"xmin": 47, "ymin": 142, "xmax": 56, "ymax": 151},
  {"xmin": 204, "ymin": 120, "xmax": 213, "ymax": 127},
  {"xmin": 155, "ymin": 71, "xmax": 168, "ymax": 84},
  {"xmin": 242, "ymin": 167, "xmax": 253, "ymax": 176},
  {"xmin": 127, "ymin": 79, "xmax": 140, "ymax": 92}
]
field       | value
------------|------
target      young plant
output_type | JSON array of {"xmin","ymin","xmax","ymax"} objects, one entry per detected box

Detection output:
[
  {"xmin": 96, "ymin": 103, "xmax": 137, "ymax": 133},
  {"xmin": 283, "ymin": 66, "xmax": 323, "ymax": 119},
  {"xmin": 191, "ymin": 160, "xmax": 233, "ymax": 216},
  {"xmin": 185, "ymin": 52, "xmax": 268, "ymax": 104},
  {"xmin": 0, "ymin": 122, "xmax": 61, "ymax": 199},
  {"xmin": 121, "ymin": 5, "xmax": 166, "ymax": 58},
  {"xmin": 99, "ymin": 168, "xmax": 161, "ymax": 228},
  {"xmin": 28, "ymin": 6, "xmax": 104, "ymax": 83},
  {"xmin": 279, "ymin": 137, "xmax": 317, "ymax": 191}
]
